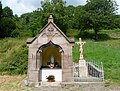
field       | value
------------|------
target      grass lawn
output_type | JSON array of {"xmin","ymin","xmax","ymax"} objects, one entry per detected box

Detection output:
[
  {"xmin": 0, "ymin": 29, "xmax": 120, "ymax": 85},
  {"xmin": 72, "ymin": 29, "xmax": 120, "ymax": 84},
  {"xmin": 84, "ymin": 39, "xmax": 120, "ymax": 84}
]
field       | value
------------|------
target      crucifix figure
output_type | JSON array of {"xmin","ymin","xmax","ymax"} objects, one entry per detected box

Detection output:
[
  {"xmin": 76, "ymin": 38, "xmax": 88, "ymax": 77},
  {"xmin": 76, "ymin": 38, "xmax": 86, "ymax": 60}
]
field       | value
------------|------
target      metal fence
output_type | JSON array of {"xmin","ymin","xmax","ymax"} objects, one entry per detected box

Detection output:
[{"xmin": 73, "ymin": 61, "xmax": 104, "ymax": 82}]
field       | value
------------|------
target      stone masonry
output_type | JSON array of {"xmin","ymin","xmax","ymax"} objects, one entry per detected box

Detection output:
[{"xmin": 26, "ymin": 15, "xmax": 74, "ymax": 86}]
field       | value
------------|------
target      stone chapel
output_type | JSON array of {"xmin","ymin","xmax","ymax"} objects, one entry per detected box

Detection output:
[{"xmin": 26, "ymin": 15, "xmax": 75, "ymax": 86}]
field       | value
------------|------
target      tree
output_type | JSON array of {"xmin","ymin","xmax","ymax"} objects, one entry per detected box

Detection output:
[
  {"xmin": 0, "ymin": 2, "xmax": 2, "ymax": 38},
  {"xmin": 2, "ymin": 6, "xmax": 13, "ymax": 17},
  {"xmin": 0, "ymin": 1, "xmax": 2, "ymax": 18},
  {"xmin": 74, "ymin": 5, "xmax": 88, "ymax": 30},
  {"xmin": 0, "ymin": 1, "xmax": 2, "ymax": 33},
  {"xmin": 113, "ymin": 15, "xmax": 120, "ymax": 29},
  {"xmin": 65, "ymin": 5, "xmax": 76, "ymax": 29},
  {"xmin": 41, "ymin": 0, "xmax": 67, "ymax": 34},
  {"xmin": 0, "ymin": 6, "xmax": 16, "ymax": 38},
  {"xmin": 83, "ymin": 0, "xmax": 118, "ymax": 40}
]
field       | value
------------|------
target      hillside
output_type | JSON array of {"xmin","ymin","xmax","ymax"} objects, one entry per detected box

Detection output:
[
  {"xmin": 0, "ymin": 30, "xmax": 120, "ymax": 84},
  {"xmin": 0, "ymin": 38, "xmax": 28, "ymax": 75},
  {"xmin": 72, "ymin": 29, "xmax": 120, "ymax": 84},
  {"xmin": 84, "ymin": 39, "xmax": 120, "ymax": 84}
]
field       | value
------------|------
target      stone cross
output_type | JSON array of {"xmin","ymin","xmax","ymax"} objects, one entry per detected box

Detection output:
[
  {"xmin": 48, "ymin": 15, "xmax": 53, "ymax": 23},
  {"xmin": 76, "ymin": 38, "xmax": 88, "ymax": 77},
  {"xmin": 76, "ymin": 38, "xmax": 86, "ymax": 60}
]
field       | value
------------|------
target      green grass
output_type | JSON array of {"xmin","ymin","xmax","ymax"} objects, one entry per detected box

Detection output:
[
  {"xmin": 84, "ymin": 39, "xmax": 120, "ymax": 84},
  {"xmin": 0, "ymin": 29, "xmax": 120, "ymax": 84},
  {"xmin": 0, "ymin": 38, "xmax": 28, "ymax": 75},
  {"xmin": 72, "ymin": 39, "xmax": 120, "ymax": 84},
  {"xmin": 72, "ymin": 29, "xmax": 120, "ymax": 84}
]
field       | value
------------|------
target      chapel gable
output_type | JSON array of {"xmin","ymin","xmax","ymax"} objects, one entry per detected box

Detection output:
[{"xmin": 27, "ymin": 15, "xmax": 74, "ymax": 45}]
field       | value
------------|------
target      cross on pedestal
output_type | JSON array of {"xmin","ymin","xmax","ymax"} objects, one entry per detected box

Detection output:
[
  {"xmin": 76, "ymin": 38, "xmax": 88, "ymax": 77},
  {"xmin": 76, "ymin": 38, "xmax": 86, "ymax": 60}
]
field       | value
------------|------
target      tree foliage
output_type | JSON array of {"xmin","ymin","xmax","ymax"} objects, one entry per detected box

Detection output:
[
  {"xmin": 0, "ymin": 2, "xmax": 16, "ymax": 38},
  {"xmin": 0, "ymin": 0, "xmax": 120, "ymax": 38},
  {"xmin": 41, "ymin": 0, "xmax": 67, "ymax": 34},
  {"xmin": 0, "ymin": 1, "xmax": 2, "ymax": 18},
  {"xmin": 82, "ymin": 0, "xmax": 118, "ymax": 39},
  {"xmin": 0, "ymin": 0, "xmax": 120, "ymax": 75}
]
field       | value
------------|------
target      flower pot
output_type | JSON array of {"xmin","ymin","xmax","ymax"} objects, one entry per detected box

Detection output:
[{"xmin": 47, "ymin": 80, "xmax": 55, "ymax": 82}]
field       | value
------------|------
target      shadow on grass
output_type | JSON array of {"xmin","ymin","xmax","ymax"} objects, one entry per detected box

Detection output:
[
  {"xmin": 110, "ymin": 34, "xmax": 120, "ymax": 40},
  {"xmin": 74, "ymin": 31, "xmax": 111, "ymax": 41}
]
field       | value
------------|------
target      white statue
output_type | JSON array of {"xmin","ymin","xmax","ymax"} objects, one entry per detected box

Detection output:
[
  {"xmin": 76, "ymin": 38, "xmax": 88, "ymax": 77},
  {"xmin": 76, "ymin": 38, "xmax": 86, "ymax": 60},
  {"xmin": 50, "ymin": 55, "xmax": 54, "ymax": 68}
]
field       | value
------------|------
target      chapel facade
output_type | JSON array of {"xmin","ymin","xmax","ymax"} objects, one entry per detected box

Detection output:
[{"xmin": 27, "ymin": 15, "xmax": 74, "ymax": 86}]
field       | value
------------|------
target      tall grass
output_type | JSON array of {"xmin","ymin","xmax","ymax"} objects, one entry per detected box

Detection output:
[{"xmin": 0, "ymin": 38, "xmax": 28, "ymax": 75}]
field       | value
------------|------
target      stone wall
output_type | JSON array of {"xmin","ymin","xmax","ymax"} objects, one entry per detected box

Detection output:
[{"xmin": 27, "ymin": 15, "xmax": 74, "ymax": 86}]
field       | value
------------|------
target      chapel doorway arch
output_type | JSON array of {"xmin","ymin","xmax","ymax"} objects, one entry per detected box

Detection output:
[
  {"xmin": 39, "ymin": 41, "xmax": 63, "ymax": 69},
  {"xmin": 38, "ymin": 41, "xmax": 64, "ymax": 81}
]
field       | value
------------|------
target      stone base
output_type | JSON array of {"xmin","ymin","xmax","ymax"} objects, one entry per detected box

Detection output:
[
  {"xmin": 79, "ymin": 59, "xmax": 88, "ymax": 77},
  {"xmin": 41, "ymin": 81, "xmax": 61, "ymax": 86},
  {"xmin": 28, "ymin": 82, "xmax": 41, "ymax": 87}
]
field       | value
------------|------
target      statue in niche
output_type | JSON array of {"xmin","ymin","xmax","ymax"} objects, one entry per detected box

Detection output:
[
  {"xmin": 48, "ymin": 55, "xmax": 54, "ymax": 68},
  {"xmin": 47, "ymin": 55, "xmax": 60, "ymax": 68},
  {"xmin": 50, "ymin": 55, "xmax": 54, "ymax": 64}
]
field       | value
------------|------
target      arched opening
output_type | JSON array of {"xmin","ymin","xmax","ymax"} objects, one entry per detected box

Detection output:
[
  {"xmin": 41, "ymin": 46, "xmax": 61, "ymax": 68},
  {"xmin": 39, "ymin": 41, "xmax": 63, "ymax": 69},
  {"xmin": 38, "ymin": 41, "xmax": 63, "ymax": 81}
]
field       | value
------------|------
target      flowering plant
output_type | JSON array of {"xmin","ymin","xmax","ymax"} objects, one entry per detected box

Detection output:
[{"xmin": 46, "ymin": 75, "xmax": 55, "ymax": 80}]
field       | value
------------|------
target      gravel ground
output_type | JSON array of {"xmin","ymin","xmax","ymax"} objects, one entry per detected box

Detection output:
[
  {"xmin": 0, "ymin": 75, "xmax": 120, "ymax": 91},
  {"xmin": 30, "ymin": 83, "xmax": 120, "ymax": 91}
]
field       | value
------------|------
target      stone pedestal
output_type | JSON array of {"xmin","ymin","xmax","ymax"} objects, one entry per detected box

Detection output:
[{"xmin": 79, "ymin": 59, "xmax": 88, "ymax": 77}]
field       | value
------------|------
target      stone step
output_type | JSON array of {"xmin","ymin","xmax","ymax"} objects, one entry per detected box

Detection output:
[
  {"xmin": 40, "ymin": 81, "xmax": 61, "ymax": 87},
  {"xmin": 74, "ymin": 77, "xmax": 103, "ymax": 82}
]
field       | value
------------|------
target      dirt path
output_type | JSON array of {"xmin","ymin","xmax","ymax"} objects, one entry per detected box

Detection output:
[
  {"xmin": 0, "ymin": 75, "xmax": 120, "ymax": 91},
  {"xmin": 31, "ymin": 83, "xmax": 120, "ymax": 91}
]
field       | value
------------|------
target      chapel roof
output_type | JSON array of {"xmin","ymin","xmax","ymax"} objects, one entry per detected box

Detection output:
[{"xmin": 27, "ymin": 15, "xmax": 74, "ymax": 44}]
